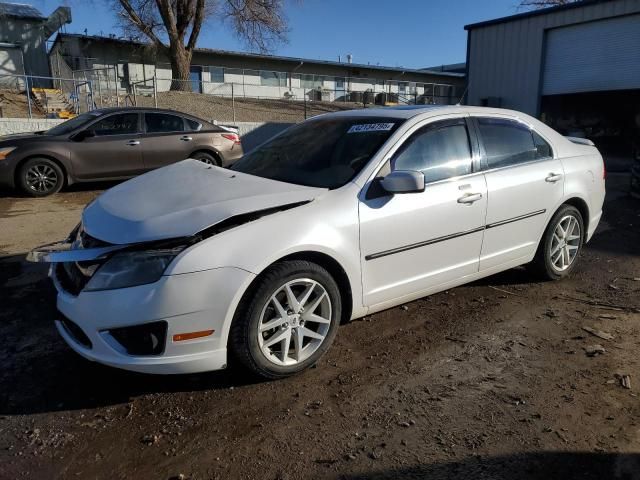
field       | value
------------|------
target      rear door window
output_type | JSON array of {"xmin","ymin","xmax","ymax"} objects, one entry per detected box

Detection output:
[
  {"xmin": 477, "ymin": 118, "xmax": 542, "ymax": 169},
  {"xmin": 145, "ymin": 113, "xmax": 185, "ymax": 133},
  {"xmin": 392, "ymin": 119, "xmax": 473, "ymax": 183}
]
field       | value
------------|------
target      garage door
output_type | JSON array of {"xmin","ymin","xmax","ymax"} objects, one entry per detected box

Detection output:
[{"xmin": 542, "ymin": 14, "xmax": 640, "ymax": 95}]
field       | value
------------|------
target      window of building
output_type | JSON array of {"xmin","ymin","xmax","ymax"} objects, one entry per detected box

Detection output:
[
  {"xmin": 335, "ymin": 77, "xmax": 345, "ymax": 90},
  {"xmin": 260, "ymin": 71, "xmax": 287, "ymax": 87},
  {"xmin": 398, "ymin": 82, "xmax": 408, "ymax": 95},
  {"xmin": 477, "ymin": 118, "xmax": 540, "ymax": 169},
  {"xmin": 301, "ymin": 74, "xmax": 324, "ymax": 89},
  {"xmin": 392, "ymin": 120, "xmax": 472, "ymax": 183},
  {"xmin": 145, "ymin": 113, "xmax": 185, "ymax": 133},
  {"xmin": 210, "ymin": 67, "xmax": 224, "ymax": 83},
  {"xmin": 92, "ymin": 113, "xmax": 139, "ymax": 136}
]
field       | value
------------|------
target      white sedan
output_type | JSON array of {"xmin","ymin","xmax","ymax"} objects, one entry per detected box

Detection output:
[{"xmin": 29, "ymin": 106, "xmax": 605, "ymax": 379}]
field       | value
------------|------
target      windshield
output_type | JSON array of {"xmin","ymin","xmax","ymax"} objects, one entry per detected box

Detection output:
[
  {"xmin": 231, "ymin": 116, "xmax": 404, "ymax": 188},
  {"xmin": 45, "ymin": 112, "xmax": 101, "ymax": 136}
]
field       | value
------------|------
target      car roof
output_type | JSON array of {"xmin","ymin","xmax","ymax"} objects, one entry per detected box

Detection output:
[
  {"xmin": 321, "ymin": 105, "xmax": 534, "ymax": 121},
  {"xmin": 87, "ymin": 107, "xmax": 211, "ymax": 122}
]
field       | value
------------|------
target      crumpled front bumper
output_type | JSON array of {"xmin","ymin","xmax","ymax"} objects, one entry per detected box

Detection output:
[
  {"xmin": 29, "ymin": 234, "xmax": 256, "ymax": 375},
  {"xmin": 51, "ymin": 262, "xmax": 255, "ymax": 374}
]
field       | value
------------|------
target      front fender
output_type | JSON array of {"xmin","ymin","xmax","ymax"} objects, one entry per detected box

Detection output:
[{"xmin": 166, "ymin": 186, "xmax": 364, "ymax": 315}]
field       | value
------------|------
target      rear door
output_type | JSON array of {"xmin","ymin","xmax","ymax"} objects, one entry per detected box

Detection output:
[
  {"xmin": 472, "ymin": 115, "xmax": 564, "ymax": 271},
  {"xmin": 359, "ymin": 116, "xmax": 487, "ymax": 307},
  {"xmin": 69, "ymin": 112, "xmax": 144, "ymax": 179},
  {"xmin": 140, "ymin": 112, "xmax": 195, "ymax": 170}
]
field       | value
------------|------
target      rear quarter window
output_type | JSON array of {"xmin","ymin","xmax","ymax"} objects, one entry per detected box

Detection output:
[
  {"xmin": 477, "ymin": 118, "xmax": 553, "ymax": 169},
  {"xmin": 185, "ymin": 118, "xmax": 202, "ymax": 131}
]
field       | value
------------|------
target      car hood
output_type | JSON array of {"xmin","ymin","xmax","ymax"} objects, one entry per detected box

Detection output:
[
  {"xmin": 0, "ymin": 132, "xmax": 47, "ymax": 144},
  {"xmin": 83, "ymin": 160, "xmax": 326, "ymax": 245}
]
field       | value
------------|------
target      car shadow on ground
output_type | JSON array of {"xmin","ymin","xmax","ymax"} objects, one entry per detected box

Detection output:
[
  {"xmin": 0, "ymin": 253, "xmax": 264, "ymax": 416},
  {"xmin": 340, "ymin": 451, "xmax": 640, "ymax": 480}
]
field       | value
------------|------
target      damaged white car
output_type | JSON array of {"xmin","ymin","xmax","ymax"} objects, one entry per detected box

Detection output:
[{"xmin": 29, "ymin": 106, "xmax": 605, "ymax": 379}]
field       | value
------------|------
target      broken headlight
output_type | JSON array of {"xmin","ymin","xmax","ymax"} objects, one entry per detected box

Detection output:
[{"xmin": 84, "ymin": 247, "xmax": 184, "ymax": 291}]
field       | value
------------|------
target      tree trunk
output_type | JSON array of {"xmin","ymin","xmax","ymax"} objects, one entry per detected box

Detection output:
[{"xmin": 169, "ymin": 43, "xmax": 193, "ymax": 92}]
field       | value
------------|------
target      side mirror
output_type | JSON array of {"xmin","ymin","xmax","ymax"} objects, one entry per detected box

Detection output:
[
  {"xmin": 380, "ymin": 170, "xmax": 425, "ymax": 194},
  {"xmin": 71, "ymin": 129, "xmax": 95, "ymax": 141}
]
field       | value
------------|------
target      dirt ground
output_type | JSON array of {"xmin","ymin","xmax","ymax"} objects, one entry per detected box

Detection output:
[{"xmin": 0, "ymin": 174, "xmax": 639, "ymax": 480}]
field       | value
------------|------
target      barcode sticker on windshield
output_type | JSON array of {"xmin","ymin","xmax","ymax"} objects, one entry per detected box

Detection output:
[{"xmin": 347, "ymin": 123, "xmax": 395, "ymax": 133}]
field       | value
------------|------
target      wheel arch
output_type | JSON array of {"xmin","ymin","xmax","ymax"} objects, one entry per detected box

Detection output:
[
  {"xmin": 559, "ymin": 196, "xmax": 590, "ymax": 242},
  {"xmin": 532, "ymin": 196, "xmax": 591, "ymax": 259},
  {"xmin": 189, "ymin": 148, "xmax": 223, "ymax": 166},
  {"xmin": 232, "ymin": 250, "xmax": 354, "ymax": 329},
  {"xmin": 14, "ymin": 154, "xmax": 71, "ymax": 187}
]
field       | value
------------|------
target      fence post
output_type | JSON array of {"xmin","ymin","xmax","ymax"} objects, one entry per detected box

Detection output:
[
  {"xmin": 304, "ymin": 88, "xmax": 307, "ymax": 120},
  {"xmin": 96, "ymin": 76, "xmax": 102, "ymax": 108},
  {"xmin": 153, "ymin": 75, "xmax": 158, "ymax": 108},
  {"xmin": 25, "ymin": 75, "xmax": 32, "ymax": 119},
  {"xmin": 231, "ymin": 83, "xmax": 236, "ymax": 123},
  {"xmin": 114, "ymin": 68, "xmax": 120, "ymax": 107},
  {"xmin": 55, "ymin": 53, "xmax": 61, "ymax": 89},
  {"xmin": 72, "ymin": 78, "xmax": 77, "ymax": 113}
]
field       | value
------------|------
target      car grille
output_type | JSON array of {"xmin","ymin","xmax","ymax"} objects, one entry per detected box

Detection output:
[
  {"xmin": 76, "ymin": 229, "xmax": 111, "ymax": 249},
  {"xmin": 55, "ymin": 229, "xmax": 112, "ymax": 295},
  {"xmin": 56, "ymin": 262, "xmax": 92, "ymax": 296}
]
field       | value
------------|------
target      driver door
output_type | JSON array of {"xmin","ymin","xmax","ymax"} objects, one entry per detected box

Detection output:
[
  {"xmin": 359, "ymin": 117, "xmax": 487, "ymax": 308},
  {"xmin": 69, "ymin": 112, "xmax": 144, "ymax": 179}
]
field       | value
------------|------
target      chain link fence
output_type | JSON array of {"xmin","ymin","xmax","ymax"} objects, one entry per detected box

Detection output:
[{"xmin": 0, "ymin": 57, "xmax": 465, "ymax": 123}]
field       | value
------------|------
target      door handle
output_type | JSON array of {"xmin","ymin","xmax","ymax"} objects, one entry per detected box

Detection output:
[
  {"xmin": 457, "ymin": 192, "xmax": 483, "ymax": 204},
  {"xmin": 127, "ymin": 140, "xmax": 140, "ymax": 146},
  {"xmin": 180, "ymin": 136, "xmax": 193, "ymax": 141},
  {"xmin": 545, "ymin": 173, "xmax": 562, "ymax": 183}
]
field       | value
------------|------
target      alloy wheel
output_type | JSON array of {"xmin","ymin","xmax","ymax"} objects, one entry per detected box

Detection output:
[
  {"xmin": 25, "ymin": 164, "xmax": 58, "ymax": 194},
  {"xmin": 257, "ymin": 278, "xmax": 332, "ymax": 366},
  {"xmin": 549, "ymin": 214, "xmax": 581, "ymax": 271}
]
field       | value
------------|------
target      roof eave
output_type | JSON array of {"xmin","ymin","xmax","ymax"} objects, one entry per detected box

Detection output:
[
  {"xmin": 465, "ymin": 0, "xmax": 608, "ymax": 30},
  {"xmin": 55, "ymin": 33, "xmax": 465, "ymax": 79}
]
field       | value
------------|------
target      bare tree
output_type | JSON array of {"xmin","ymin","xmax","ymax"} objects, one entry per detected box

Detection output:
[
  {"xmin": 519, "ymin": 0, "xmax": 578, "ymax": 9},
  {"xmin": 114, "ymin": 0, "xmax": 288, "ymax": 91}
]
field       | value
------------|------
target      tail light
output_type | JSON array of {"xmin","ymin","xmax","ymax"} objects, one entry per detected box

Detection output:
[{"xmin": 221, "ymin": 133, "xmax": 241, "ymax": 145}]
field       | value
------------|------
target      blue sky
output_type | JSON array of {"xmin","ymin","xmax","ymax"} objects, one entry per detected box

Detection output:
[{"xmin": 33, "ymin": 0, "xmax": 524, "ymax": 69}]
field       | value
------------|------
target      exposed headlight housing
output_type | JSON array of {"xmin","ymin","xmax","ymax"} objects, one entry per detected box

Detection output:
[
  {"xmin": 0, "ymin": 146, "xmax": 17, "ymax": 160},
  {"xmin": 84, "ymin": 247, "xmax": 184, "ymax": 291}
]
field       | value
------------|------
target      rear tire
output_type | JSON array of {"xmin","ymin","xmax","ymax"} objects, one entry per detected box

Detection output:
[
  {"xmin": 230, "ymin": 260, "xmax": 341, "ymax": 380},
  {"xmin": 530, "ymin": 205, "xmax": 584, "ymax": 280},
  {"xmin": 192, "ymin": 151, "xmax": 220, "ymax": 166},
  {"xmin": 18, "ymin": 158, "xmax": 64, "ymax": 197}
]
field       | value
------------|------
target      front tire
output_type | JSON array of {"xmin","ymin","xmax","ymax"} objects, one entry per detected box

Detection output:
[
  {"xmin": 531, "ymin": 205, "xmax": 584, "ymax": 280},
  {"xmin": 230, "ymin": 260, "xmax": 341, "ymax": 379},
  {"xmin": 18, "ymin": 158, "xmax": 64, "ymax": 197}
]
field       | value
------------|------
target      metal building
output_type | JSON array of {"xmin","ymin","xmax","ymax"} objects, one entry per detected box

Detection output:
[
  {"xmin": 465, "ymin": 0, "xmax": 640, "ymax": 163},
  {"xmin": 0, "ymin": 2, "xmax": 71, "ymax": 84}
]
